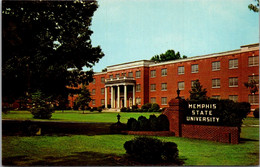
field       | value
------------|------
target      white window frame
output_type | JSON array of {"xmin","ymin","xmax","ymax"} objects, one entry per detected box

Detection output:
[
  {"xmin": 101, "ymin": 88, "xmax": 105, "ymax": 95},
  {"xmin": 248, "ymin": 75, "xmax": 259, "ymax": 83},
  {"xmin": 101, "ymin": 99, "xmax": 105, "ymax": 105},
  {"xmin": 101, "ymin": 77, "xmax": 105, "ymax": 83},
  {"xmin": 151, "ymin": 70, "xmax": 156, "ymax": 78},
  {"xmin": 178, "ymin": 66, "xmax": 185, "ymax": 75},
  {"xmin": 229, "ymin": 95, "xmax": 238, "ymax": 102},
  {"xmin": 128, "ymin": 72, "xmax": 133, "ymax": 77},
  {"xmin": 161, "ymin": 97, "xmax": 167, "ymax": 105},
  {"xmin": 92, "ymin": 78, "xmax": 96, "ymax": 84},
  {"xmin": 136, "ymin": 71, "xmax": 141, "ymax": 78},
  {"xmin": 212, "ymin": 79, "xmax": 220, "ymax": 88},
  {"xmin": 92, "ymin": 89, "xmax": 96, "ymax": 95},
  {"xmin": 161, "ymin": 83, "xmax": 167, "ymax": 91},
  {"xmin": 191, "ymin": 64, "xmax": 199, "ymax": 73},
  {"xmin": 136, "ymin": 98, "xmax": 141, "ymax": 105},
  {"xmin": 212, "ymin": 95, "xmax": 221, "ymax": 100},
  {"xmin": 248, "ymin": 56, "xmax": 259, "ymax": 66},
  {"xmin": 161, "ymin": 68, "xmax": 167, "ymax": 76},
  {"xmin": 248, "ymin": 94, "xmax": 259, "ymax": 104},
  {"xmin": 136, "ymin": 84, "xmax": 141, "ymax": 92},
  {"xmin": 150, "ymin": 84, "xmax": 156, "ymax": 91},
  {"xmin": 229, "ymin": 77, "xmax": 238, "ymax": 87},
  {"xmin": 212, "ymin": 61, "xmax": 220, "ymax": 71},
  {"xmin": 92, "ymin": 99, "xmax": 96, "ymax": 105},
  {"xmin": 178, "ymin": 81, "xmax": 185, "ymax": 90},
  {"xmin": 151, "ymin": 97, "xmax": 156, "ymax": 103},
  {"xmin": 229, "ymin": 59, "xmax": 238, "ymax": 69}
]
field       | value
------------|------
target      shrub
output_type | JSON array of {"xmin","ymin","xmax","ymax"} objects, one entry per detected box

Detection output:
[
  {"xmin": 138, "ymin": 116, "xmax": 150, "ymax": 131},
  {"xmin": 121, "ymin": 107, "xmax": 127, "ymax": 112},
  {"xmin": 132, "ymin": 104, "xmax": 138, "ymax": 110},
  {"xmin": 90, "ymin": 108, "xmax": 94, "ymax": 112},
  {"xmin": 151, "ymin": 103, "xmax": 160, "ymax": 112},
  {"xmin": 254, "ymin": 108, "xmax": 259, "ymax": 118},
  {"xmin": 124, "ymin": 137, "xmax": 179, "ymax": 163},
  {"xmin": 127, "ymin": 118, "xmax": 137, "ymax": 130},
  {"xmin": 141, "ymin": 103, "xmax": 152, "ymax": 112},
  {"xmin": 97, "ymin": 106, "xmax": 102, "ymax": 112},
  {"xmin": 86, "ymin": 106, "xmax": 91, "ymax": 111},
  {"xmin": 73, "ymin": 102, "xmax": 79, "ymax": 110},
  {"xmin": 31, "ymin": 107, "xmax": 54, "ymax": 119},
  {"xmin": 157, "ymin": 114, "xmax": 169, "ymax": 131},
  {"xmin": 149, "ymin": 115, "xmax": 158, "ymax": 131},
  {"xmin": 92, "ymin": 107, "xmax": 97, "ymax": 111},
  {"xmin": 126, "ymin": 107, "xmax": 131, "ymax": 112},
  {"xmin": 107, "ymin": 104, "xmax": 111, "ymax": 108}
]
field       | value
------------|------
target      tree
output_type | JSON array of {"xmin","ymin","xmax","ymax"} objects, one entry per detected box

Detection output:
[
  {"xmin": 248, "ymin": 0, "xmax": 259, "ymax": 12},
  {"xmin": 244, "ymin": 80, "xmax": 259, "ymax": 95},
  {"xmin": 2, "ymin": 1, "xmax": 104, "ymax": 108},
  {"xmin": 151, "ymin": 50, "xmax": 187, "ymax": 62},
  {"xmin": 75, "ymin": 86, "xmax": 92, "ymax": 114},
  {"xmin": 188, "ymin": 80, "xmax": 208, "ymax": 101}
]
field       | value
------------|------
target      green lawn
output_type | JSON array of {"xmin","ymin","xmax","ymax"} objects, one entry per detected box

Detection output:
[
  {"xmin": 2, "ymin": 110, "xmax": 161, "ymax": 123},
  {"xmin": 2, "ymin": 111, "xmax": 259, "ymax": 166}
]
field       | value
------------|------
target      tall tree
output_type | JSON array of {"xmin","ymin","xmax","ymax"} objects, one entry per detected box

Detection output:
[
  {"xmin": 189, "ymin": 80, "xmax": 208, "ymax": 101},
  {"xmin": 248, "ymin": 0, "xmax": 259, "ymax": 12},
  {"xmin": 151, "ymin": 49, "xmax": 187, "ymax": 62},
  {"xmin": 75, "ymin": 86, "xmax": 92, "ymax": 114},
  {"xmin": 2, "ymin": 1, "xmax": 104, "ymax": 106}
]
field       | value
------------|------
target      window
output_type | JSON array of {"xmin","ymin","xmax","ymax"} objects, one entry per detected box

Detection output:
[
  {"xmin": 101, "ymin": 99, "xmax": 105, "ymax": 105},
  {"xmin": 92, "ymin": 78, "xmax": 96, "ymax": 84},
  {"xmin": 101, "ymin": 88, "xmax": 105, "ymax": 95},
  {"xmin": 178, "ymin": 66, "xmax": 185, "ymax": 75},
  {"xmin": 109, "ymin": 75, "xmax": 113, "ymax": 79},
  {"xmin": 151, "ymin": 70, "xmax": 156, "ymax": 78},
  {"xmin": 161, "ymin": 68, "xmax": 167, "ymax": 76},
  {"xmin": 151, "ymin": 97, "xmax": 156, "ymax": 103},
  {"xmin": 212, "ymin": 79, "xmax": 220, "ymax": 88},
  {"xmin": 212, "ymin": 61, "xmax": 220, "ymax": 71},
  {"xmin": 191, "ymin": 64, "xmax": 199, "ymax": 73},
  {"xmin": 136, "ymin": 98, "xmax": 141, "ymax": 105},
  {"xmin": 248, "ymin": 75, "xmax": 259, "ymax": 83},
  {"xmin": 229, "ymin": 59, "xmax": 238, "ymax": 69},
  {"xmin": 212, "ymin": 95, "xmax": 221, "ymax": 100},
  {"xmin": 161, "ymin": 83, "xmax": 167, "ymax": 91},
  {"xmin": 116, "ymin": 74, "xmax": 120, "ymax": 78},
  {"xmin": 178, "ymin": 81, "xmax": 185, "ymax": 90},
  {"xmin": 229, "ymin": 95, "xmax": 238, "ymax": 102},
  {"xmin": 92, "ymin": 99, "xmax": 96, "ymax": 105},
  {"xmin": 248, "ymin": 56, "xmax": 259, "ymax": 66},
  {"xmin": 101, "ymin": 77, "xmax": 105, "ymax": 83},
  {"xmin": 136, "ymin": 71, "xmax": 141, "ymax": 78},
  {"xmin": 249, "ymin": 94, "xmax": 259, "ymax": 104},
  {"xmin": 161, "ymin": 97, "xmax": 167, "ymax": 105},
  {"xmin": 122, "ymin": 73, "xmax": 126, "ymax": 77},
  {"xmin": 229, "ymin": 77, "xmax": 238, "ymax": 87},
  {"xmin": 150, "ymin": 84, "xmax": 156, "ymax": 91},
  {"xmin": 128, "ymin": 72, "xmax": 133, "ymax": 77},
  {"xmin": 136, "ymin": 84, "xmax": 141, "ymax": 92},
  {"xmin": 92, "ymin": 89, "xmax": 96, "ymax": 95}
]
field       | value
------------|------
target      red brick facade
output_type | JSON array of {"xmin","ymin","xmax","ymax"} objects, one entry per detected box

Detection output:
[{"xmin": 72, "ymin": 43, "xmax": 259, "ymax": 112}]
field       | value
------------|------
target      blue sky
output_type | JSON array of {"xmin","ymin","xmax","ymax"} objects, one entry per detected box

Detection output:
[{"xmin": 89, "ymin": 0, "xmax": 259, "ymax": 72}]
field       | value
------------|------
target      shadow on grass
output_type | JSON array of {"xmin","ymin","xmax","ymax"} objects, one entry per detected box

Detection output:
[
  {"xmin": 240, "ymin": 138, "xmax": 259, "ymax": 143},
  {"xmin": 3, "ymin": 151, "xmax": 184, "ymax": 166}
]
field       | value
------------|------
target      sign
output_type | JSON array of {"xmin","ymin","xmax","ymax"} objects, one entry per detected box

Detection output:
[{"xmin": 184, "ymin": 103, "xmax": 221, "ymax": 125}]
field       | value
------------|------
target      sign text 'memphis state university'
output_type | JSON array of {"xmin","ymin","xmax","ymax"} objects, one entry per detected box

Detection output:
[{"xmin": 186, "ymin": 103, "xmax": 220, "ymax": 123}]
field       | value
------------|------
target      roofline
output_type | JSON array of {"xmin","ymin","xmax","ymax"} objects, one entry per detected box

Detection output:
[{"xmin": 150, "ymin": 44, "xmax": 259, "ymax": 67}]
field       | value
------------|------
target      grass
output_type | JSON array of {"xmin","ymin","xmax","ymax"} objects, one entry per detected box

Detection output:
[
  {"xmin": 2, "ymin": 111, "xmax": 259, "ymax": 166},
  {"xmin": 2, "ymin": 110, "xmax": 161, "ymax": 123}
]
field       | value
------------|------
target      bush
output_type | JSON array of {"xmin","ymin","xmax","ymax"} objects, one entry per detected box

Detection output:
[
  {"xmin": 124, "ymin": 137, "xmax": 179, "ymax": 163},
  {"xmin": 157, "ymin": 114, "xmax": 169, "ymax": 131},
  {"xmin": 127, "ymin": 118, "xmax": 137, "ymax": 130},
  {"xmin": 151, "ymin": 103, "xmax": 160, "ymax": 112},
  {"xmin": 149, "ymin": 115, "xmax": 158, "ymax": 131},
  {"xmin": 31, "ymin": 107, "xmax": 54, "ymax": 119},
  {"xmin": 90, "ymin": 108, "xmax": 94, "ymax": 112},
  {"xmin": 121, "ymin": 107, "xmax": 127, "ymax": 112},
  {"xmin": 92, "ymin": 107, "xmax": 97, "ymax": 111},
  {"xmin": 97, "ymin": 106, "xmax": 102, "ymax": 112},
  {"xmin": 138, "ymin": 116, "xmax": 150, "ymax": 131},
  {"xmin": 86, "ymin": 106, "xmax": 91, "ymax": 111},
  {"xmin": 253, "ymin": 108, "xmax": 259, "ymax": 118}
]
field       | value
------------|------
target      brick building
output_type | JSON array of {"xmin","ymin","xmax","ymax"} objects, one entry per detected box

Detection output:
[{"xmin": 69, "ymin": 43, "xmax": 259, "ymax": 111}]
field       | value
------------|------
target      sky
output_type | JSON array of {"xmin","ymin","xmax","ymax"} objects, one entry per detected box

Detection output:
[{"xmin": 88, "ymin": 0, "xmax": 259, "ymax": 72}]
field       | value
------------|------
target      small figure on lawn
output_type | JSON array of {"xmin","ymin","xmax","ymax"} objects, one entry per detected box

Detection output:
[{"xmin": 117, "ymin": 114, "xmax": 121, "ymax": 123}]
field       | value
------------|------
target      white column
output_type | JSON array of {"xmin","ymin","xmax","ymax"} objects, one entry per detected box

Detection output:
[
  {"xmin": 105, "ymin": 86, "xmax": 108, "ymax": 108},
  {"xmin": 133, "ymin": 85, "xmax": 136, "ymax": 105},
  {"xmin": 124, "ymin": 85, "xmax": 127, "ymax": 108},
  {"xmin": 117, "ymin": 86, "xmax": 120, "ymax": 109},
  {"xmin": 111, "ymin": 86, "xmax": 114, "ymax": 108},
  {"xmin": 113, "ymin": 87, "xmax": 116, "ymax": 108}
]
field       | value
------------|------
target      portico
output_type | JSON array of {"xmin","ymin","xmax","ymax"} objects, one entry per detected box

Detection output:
[{"xmin": 105, "ymin": 77, "xmax": 136, "ymax": 109}]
